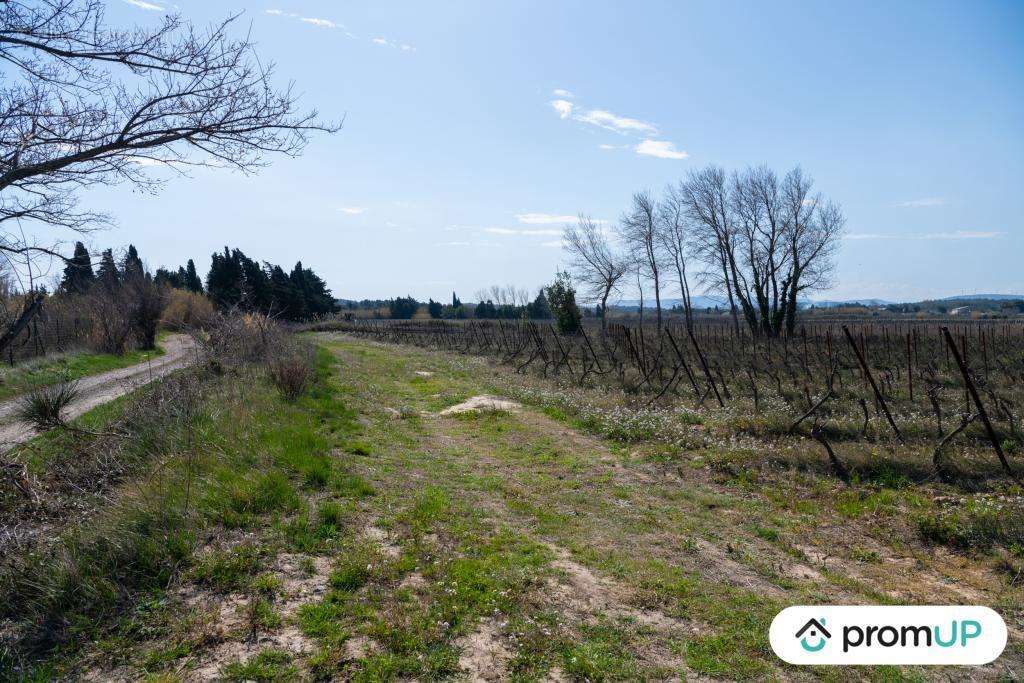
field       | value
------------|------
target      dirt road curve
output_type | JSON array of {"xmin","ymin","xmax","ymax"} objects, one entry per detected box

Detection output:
[{"xmin": 0, "ymin": 334, "xmax": 196, "ymax": 451}]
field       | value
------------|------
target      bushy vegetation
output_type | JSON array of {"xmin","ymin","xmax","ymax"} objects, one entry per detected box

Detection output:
[
  {"xmin": 0, "ymin": 315, "xmax": 359, "ymax": 675},
  {"xmin": 206, "ymin": 246, "xmax": 336, "ymax": 321}
]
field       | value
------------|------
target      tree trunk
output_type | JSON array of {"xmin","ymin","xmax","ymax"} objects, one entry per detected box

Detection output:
[{"xmin": 0, "ymin": 293, "xmax": 44, "ymax": 358}]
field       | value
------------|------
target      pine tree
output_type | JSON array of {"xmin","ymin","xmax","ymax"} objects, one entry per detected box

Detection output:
[
  {"xmin": 389, "ymin": 296, "xmax": 419, "ymax": 319},
  {"xmin": 184, "ymin": 259, "xmax": 203, "ymax": 293},
  {"xmin": 206, "ymin": 247, "xmax": 245, "ymax": 307},
  {"xmin": 428, "ymin": 299, "xmax": 443, "ymax": 318},
  {"xmin": 545, "ymin": 271, "xmax": 581, "ymax": 334},
  {"xmin": 268, "ymin": 264, "xmax": 305, "ymax": 320},
  {"xmin": 154, "ymin": 267, "xmax": 183, "ymax": 289},
  {"xmin": 122, "ymin": 244, "xmax": 145, "ymax": 280},
  {"xmin": 60, "ymin": 241, "xmax": 95, "ymax": 294},
  {"xmin": 96, "ymin": 248, "xmax": 120, "ymax": 290},
  {"xmin": 528, "ymin": 290, "xmax": 551, "ymax": 319}
]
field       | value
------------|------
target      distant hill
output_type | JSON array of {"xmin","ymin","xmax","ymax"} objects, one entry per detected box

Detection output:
[
  {"xmin": 614, "ymin": 296, "xmax": 893, "ymax": 310},
  {"xmin": 807, "ymin": 298, "xmax": 893, "ymax": 308},
  {"xmin": 611, "ymin": 293, "xmax": 1023, "ymax": 311},
  {"xmin": 939, "ymin": 294, "xmax": 1024, "ymax": 302},
  {"xmin": 613, "ymin": 296, "xmax": 727, "ymax": 310}
]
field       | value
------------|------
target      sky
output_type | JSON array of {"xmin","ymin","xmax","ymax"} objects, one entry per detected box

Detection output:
[{"xmin": 65, "ymin": 0, "xmax": 1024, "ymax": 302}]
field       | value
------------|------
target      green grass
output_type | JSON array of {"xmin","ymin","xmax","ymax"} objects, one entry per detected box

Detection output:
[
  {"xmin": 0, "ymin": 345, "xmax": 362, "ymax": 678},
  {"xmin": 0, "ymin": 344, "xmax": 166, "ymax": 402},
  {"xmin": 221, "ymin": 649, "xmax": 298, "ymax": 682},
  {"xmin": 190, "ymin": 543, "xmax": 263, "ymax": 592},
  {"xmin": 7, "ymin": 333, "xmax": 1020, "ymax": 681}
]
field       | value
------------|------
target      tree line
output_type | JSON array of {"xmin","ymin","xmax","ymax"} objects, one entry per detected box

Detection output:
[
  {"xmin": 59, "ymin": 242, "xmax": 337, "ymax": 323},
  {"xmin": 0, "ymin": 0, "xmax": 336, "ymax": 358},
  {"xmin": 373, "ymin": 276, "xmax": 585, "ymax": 335},
  {"xmin": 564, "ymin": 164, "xmax": 844, "ymax": 337},
  {"xmin": 206, "ymin": 247, "xmax": 336, "ymax": 321}
]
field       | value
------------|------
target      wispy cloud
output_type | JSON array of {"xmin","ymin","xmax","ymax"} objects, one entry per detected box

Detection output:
[
  {"xmin": 339, "ymin": 206, "xmax": 366, "ymax": 215},
  {"xmin": 265, "ymin": 10, "xmax": 339, "ymax": 28},
  {"xmin": 549, "ymin": 91, "xmax": 687, "ymax": 161},
  {"xmin": 549, "ymin": 97, "xmax": 657, "ymax": 134},
  {"xmin": 483, "ymin": 227, "xmax": 562, "ymax": 236},
  {"xmin": 635, "ymin": 139, "xmax": 688, "ymax": 160},
  {"xmin": 264, "ymin": 10, "xmax": 415, "ymax": 51},
  {"xmin": 845, "ymin": 230, "xmax": 1004, "ymax": 240},
  {"xmin": 123, "ymin": 0, "xmax": 164, "ymax": 10},
  {"xmin": 540, "ymin": 240, "xmax": 565, "ymax": 248},
  {"xmin": 514, "ymin": 213, "xmax": 575, "ymax": 225},
  {"xmin": 301, "ymin": 17, "xmax": 338, "ymax": 28},
  {"xmin": 551, "ymin": 100, "xmax": 574, "ymax": 120},
  {"xmin": 576, "ymin": 109, "xmax": 658, "ymax": 135},
  {"xmin": 435, "ymin": 241, "xmax": 472, "ymax": 247},
  {"xmin": 552, "ymin": 88, "xmax": 574, "ymax": 98},
  {"xmin": 895, "ymin": 197, "xmax": 946, "ymax": 208}
]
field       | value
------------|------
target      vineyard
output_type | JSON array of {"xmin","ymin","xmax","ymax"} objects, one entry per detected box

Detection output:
[{"xmin": 305, "ymin": 316, "xmax": 1024, "ymax": 485}]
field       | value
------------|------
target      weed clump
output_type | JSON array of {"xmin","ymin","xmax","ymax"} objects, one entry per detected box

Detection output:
[
  {"xmin": 16, "ymin": 380, "xmax": 80, "ymax": 430},
  {"xmin": 268, "ymin": 345, "xmax": 315, "ymax": 402},
  {"xmin": 918, "ymin": 495, "xmax": 1024, "ymax": 552}
]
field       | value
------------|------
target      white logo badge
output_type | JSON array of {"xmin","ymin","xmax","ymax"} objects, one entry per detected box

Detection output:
[{"xmin": 770, "ymin": 606, "xmax": 1007, "ymax": 665}]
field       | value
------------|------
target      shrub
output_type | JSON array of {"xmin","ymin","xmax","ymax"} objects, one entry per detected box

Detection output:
[
  {"xmin": 268, "ymin": 346, "xmax": 315, "ymax": 402},
  {"xmin": 16, "ymin": 380, "xmax": 80, "ymax": 430},
  {"xmin": 87, "ymin": 287, "xmax": 133, "ymax": 354},
  {"xmin": 545, "ymin": 271, "xmax": 582, "ymax": 335},
  {"xmin": 124, "ymin": 273, "xmax": 167, "ymax": 350},
  {"xmin": 196, "ymin": 312, "xmax": 287, "ymax": 367},
  {"xmin": 161, "ymin": 288, "xmax": 216, "ymax": 331}
]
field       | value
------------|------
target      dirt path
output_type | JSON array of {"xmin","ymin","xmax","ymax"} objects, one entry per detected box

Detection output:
[{"xmin": 0, "ymin": 334, "xmax": 196, "ymax": 450}]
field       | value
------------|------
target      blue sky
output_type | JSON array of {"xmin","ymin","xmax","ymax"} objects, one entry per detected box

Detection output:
[{"xmin": 86, "ymin": 0, "xmax": 1023, "ymax": 302}]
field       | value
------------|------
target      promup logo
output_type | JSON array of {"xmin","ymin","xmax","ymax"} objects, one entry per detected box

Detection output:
[
  {"xmin": 770, "ymin": 606, "xmax": 1006, "ymax": 665},
  {"xmin": 795, "ymin": 618, "xmax": 830, "ymax": 653}
]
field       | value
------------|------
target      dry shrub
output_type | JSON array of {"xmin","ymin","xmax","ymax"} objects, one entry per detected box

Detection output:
[
  {"xmin": 161, "ymin": 289, "xmax": 216, "ymax": 331},
  {"xmin": 124, "ymin": 274, "xmax": 167, "ymax": 350},
  {"xmin": 268, "ymin": 343, "xmax": 315, "ymax": 401},
  {"xmin": 87, "ymin": 287, "xmax": 132, "ymax": 355},
  {"xmin": 193, "ymin": 312, "xmax": 290, "ymax": 371}
]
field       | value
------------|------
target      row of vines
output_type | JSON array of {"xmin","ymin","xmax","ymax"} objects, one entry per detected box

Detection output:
[{"xmin": 307, "ymin": 317, "xmax": 1024, "ymax": 484}]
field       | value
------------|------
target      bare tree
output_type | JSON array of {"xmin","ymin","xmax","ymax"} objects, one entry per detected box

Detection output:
[
  {"xmin": 676, "ymin": 168, "xmax": 742, "ymax": 334},
  {"xmin": 618, "ymin": 191, "xmax": 664, "ymax": 329},
  {"xmin": 780, "ymin": 168, "xmax": 843, "ymax": 334},
  {"xmin": 0, "ymin": 0, "xmax": 338, "ymax": 253},
  {"xmin": 0, "ymin": 0, "xmax": 337, "ymax": 353},
  {"xmin": 730, "ymin": 165, "xmax": 790, "ymax": 336},
  {"xmin": 656, "ymin": 185, "xmax": 695, "ymax": 330},
  {"xmin": 563, "ymin": 215, "xmax": 626, "ymax": 331},
  {"xmin": 680, "ymin": 164, "xmax": 843, "ymax": 337}
]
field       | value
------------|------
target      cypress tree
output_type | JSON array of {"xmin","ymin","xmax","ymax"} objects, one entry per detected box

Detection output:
[
  {"xmin": 184, "ymin": 259, "xmax": 203, "ymax": 293},
  {"xmin": 529, "ymin": 290, "xmax": 552, "ymax": 319},
  {"xmin": 60, "ymin": 241, "xmax": 95, "ymax": 294},
  {"xmin": 96, "ymin": 249, "xmax": 120, "ymax": 290},
  {"xmin": 122, "ymin": 244, "xmax": 145, "ymax": 280}
]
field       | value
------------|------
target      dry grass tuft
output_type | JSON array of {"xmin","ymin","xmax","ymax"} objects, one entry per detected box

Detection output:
[{"xmin": 16, "ymin": 380, "xmax": 80, "ymax": 431}]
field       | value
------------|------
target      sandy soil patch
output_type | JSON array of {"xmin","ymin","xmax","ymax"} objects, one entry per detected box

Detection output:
[
  {"xmin": 439, "ymin": 395, "xmax": 521, "ymax": 416},
  {"xmin": 456, "ymin": 618, "xmax": 513, "ymax": 682}
]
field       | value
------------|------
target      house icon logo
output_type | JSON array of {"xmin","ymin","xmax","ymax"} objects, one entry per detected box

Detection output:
[{"xmin": 795, "ymin": 618, "xmax": 831, "ymax": 653}]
